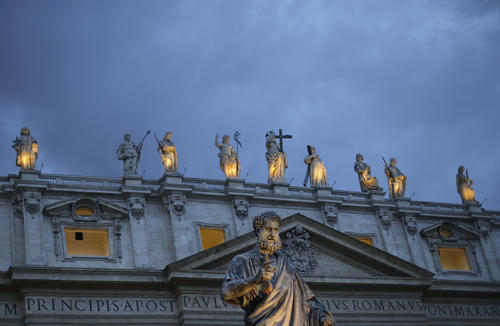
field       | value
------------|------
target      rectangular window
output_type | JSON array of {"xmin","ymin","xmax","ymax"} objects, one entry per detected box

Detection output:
[
  {"xmin": 438, "ymin": 247, "xmax": 471, "ymax": 271},
  {"xmin": 65, "ymin": 228, "xmax": 110, "ymax": 256},
  {"xmin": 200, "ymin": 227, "xmax": 226, "ymax": 250},
  {"xmin": 355, "ymin": 237, "xmax": 374, "ymax": 246}
]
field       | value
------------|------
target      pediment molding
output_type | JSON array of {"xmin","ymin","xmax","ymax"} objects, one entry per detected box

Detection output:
[
  {"xmin": 165, "ymin": 213, "xmax": 434, "ymax": 281},
  {"xmin": 420, "ymin": 221, "xmax": 480, "ymax": 242},
  {"xmin": 43, "ymin": 197, "xmax": 129, "ymax": 221}
]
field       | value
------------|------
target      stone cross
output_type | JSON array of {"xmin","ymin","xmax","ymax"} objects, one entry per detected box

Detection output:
[{"xmin": 275, "ymin": 129, "xmax": 292, "ymax": 153}]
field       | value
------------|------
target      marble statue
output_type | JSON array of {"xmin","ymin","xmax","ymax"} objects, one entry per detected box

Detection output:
[
  {"xmin": 384, "ymin": 157, "xmax": 406, "ymax": 200},
  {"xmin": 354, "ymin": 153, "xmax": 381, "ymax": 192},
  {"xmin": 157, "ymin": 132, "xmax": 178, "ymax": 173},
  {"xmin": 215, "ymin": 134, "xmax": 241, "ymax": 178},
  {"xmin": 221, "ymin": 211, "xmax": 335, "ymax": 326},
  {"xmin": 116, "ymin": 131, "xmax": 149, "ymax": 176},
  {"xmin": 304, "ymin": 145, "xmax": 328, "ymax": 187},
  {"xmin": 12, "ymin": 127, "xmax": 38, "ymax": 169},
  {"xmin": 456, "ymin": 165, "xmax": 478, "ymax": 205},
  {"xmin": 265, "ymin": 131, "xmax": 288, "ymax": 183}
]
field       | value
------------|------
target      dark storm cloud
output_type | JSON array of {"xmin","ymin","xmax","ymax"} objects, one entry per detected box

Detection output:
[{"xmin": 1, "ymin": 0, "xmax": 499, "ymax": 209}]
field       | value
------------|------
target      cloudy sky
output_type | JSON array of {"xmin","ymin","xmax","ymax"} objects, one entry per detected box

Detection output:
[{"xmin": 0, "ymin": 0, "xmax": 499, "ymax": 210}]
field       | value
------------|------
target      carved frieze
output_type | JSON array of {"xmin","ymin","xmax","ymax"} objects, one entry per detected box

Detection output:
[
  {"xmin": 24, "ymin": 191, "xmax": 41, "ymax": 214},
  {"xmin": 377, "ymin": 209, "xmax": 392, "ymax": 231},
  {"xmin": 165, "ymin": 193, "xmax": 186, "ymax": 219},
  {"xmin": 404, "ymin": 215, "xmax": 417, "ymax": 235},
  {"xmin": 282, "ymin": 225, "xmax": 318, "ymax": 275},
  {"xmin": 128, "ymin": 197, "xmax": 145, "ymax": 219},
  {"xmin": 11, "ymin": 194, "xmax": 24, "ymax": 218},
  {"xmin": 233, "ymin": 198, "xmax": 249, "ymax": 219},
  {"xmin": 322, "ymin": 204, "xmax": 338, "ymax": 225}
]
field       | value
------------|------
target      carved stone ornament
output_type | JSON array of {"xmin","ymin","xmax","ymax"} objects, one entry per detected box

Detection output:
[
  {"xmin": 128, "ymin": 197, "xmax": 145, "ymax": 219},
  {"xmin": 477, "ymin": 220, "xmax": 491, "ymax": 239},
  {"xmin": 24, "ymin": 191, "xmax": 41, "ymax": 214},
  {"xmin": 165, "ymin": 193, "xmax": 186, "ymax": 218},
  {"xmin": 282, "ymin": 225, "xmax": 318, "ymax": 275},
  {"xmin": 404, "ymin": 215, "xmax": 417, "ymax": 235},
  {"xmin": 233, "ymin": 198, "xmax": 249, "ymax": 219},
  {"xmin": 420, "ymin": 221, "xmax": 480, "ymax": 242},
  {"xmin": 377, "ymin": 209, "xmax": 392, "ymax": 231},
  {"xmin": 322, "ymin": 204, "xmax": 338, "ymax": 225},
  {"xmin": 11, "ymin": 194, "xmax": 24, "ymax": 217}
]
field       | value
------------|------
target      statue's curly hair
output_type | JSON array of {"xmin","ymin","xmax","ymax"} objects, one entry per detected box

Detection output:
[{"xmin": 253, "ymin": 211, "xmax": 282, "ymax": 235}]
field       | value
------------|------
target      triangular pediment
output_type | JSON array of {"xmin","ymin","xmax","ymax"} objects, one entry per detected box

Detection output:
[
  {"xmin": 166, "ymin": 213, "xmax": 434, "ymax": 282},
  {"xmin": 43, "ymin": 197, "xmax": 129, "ymax": 221},
  {"xmin": 420, "ymin": 221, "xmax": 480, "ymax": 241}
]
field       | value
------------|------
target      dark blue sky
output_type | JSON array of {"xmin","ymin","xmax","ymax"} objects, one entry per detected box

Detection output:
[{"xmin": 1, "ymin": 0, "xmax": 499, "ymax": 210}]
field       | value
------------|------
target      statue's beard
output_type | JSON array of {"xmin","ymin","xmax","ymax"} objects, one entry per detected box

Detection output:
[{"xmin": 258, "ymin": 237, "xmax": 282, "ymax": 255}]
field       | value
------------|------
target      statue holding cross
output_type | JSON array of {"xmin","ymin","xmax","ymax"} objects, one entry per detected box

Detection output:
[{"xmin": 265, "ymin": 129, "xmax": 291, "ymax": 184}]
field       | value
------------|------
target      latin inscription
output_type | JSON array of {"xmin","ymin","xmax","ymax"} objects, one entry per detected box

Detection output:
[
  {"xmin": 0, "ymin": 295, "xmax": 493, "ymax": 320},
  {"xmin": 25, "ymin": 296, "xmax": 177, "ymax": 315}
]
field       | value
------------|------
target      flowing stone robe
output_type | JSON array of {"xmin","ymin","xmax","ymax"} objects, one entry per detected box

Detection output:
[
  {"xmin": 385, "ymin": 165, "xmax": 406, "ymax": 199},
  {"xmin": 216, "ymin": 139, "xmax": 241, "ymax": 178},
  {"xmin": 223, "ymin": 248, "xmax": 330, "ymax": 326},
  {"xmin": 456, "ymin": 171, "xmax": 476, "ymax": 204},
  {"xmin": 12, "ymin": 132, "xmax": 38, "ymax": 169},
  {"xmin": 266, "ymin": 140, "xmax": 287, "ymax": 184},
  {"xmin": 304, "ymin": 153, "xmax": 328, "ymax": 186},
  {"xmin": 117, "ymin": 140, "xmax": 139, "ymax": 176},
  {"xmin": 354, "ymin": 161, "xmax": 380, "ymax": 191},
  {"xmin": 159, "ymin": 140, "xmax": 178, "ymax": 173}
]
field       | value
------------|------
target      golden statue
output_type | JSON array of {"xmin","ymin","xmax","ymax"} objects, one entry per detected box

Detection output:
[
  {"xmin": 215, "ymin": 134, "xmax": 241, "ymax": 178},
  {"xmin": 12, "ymin": 127, "xmax": 38, "ymax": 169},
  {"xmin": 456, "ymin": 165, "xmax": 478, "ymax": 205},
  {"xmin": 157, "ymin": 132, "xmax": 178, "ymax": 173},
  {"xmin": 354, "ymin": 153, "xmax": 381, "ymax": 192},
  {"xmin": 265, "ymin": 131, "xmax": 288, "ymax": 183},
  {"xmin": 304, "ymin": 145, "xmax": 328, "ymax": 187},
  {"xmin": 384, "ymin": 157, "xmax": 406, "ymax": 200}
]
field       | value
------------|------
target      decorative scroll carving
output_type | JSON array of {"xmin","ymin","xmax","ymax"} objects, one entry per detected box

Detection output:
[
  {"xmin": 477, "ymin": 220, "xmax": 491, "ymax": 239},
  {"xmin": 128, "ymin": 197, "xmax": 145, "ymax": 219},
  {"xmin": 51, "ymin": 218, "xmax": 61, "ymax": 259},
  {"xmin": 233, "ymin": 198, "xmax": 249, "ymax": 219},
  {"xmin": 11, "ymin": 194, "xmax": 24, "ymax": 218},
  {"xmin": 282, "ymin": 225, "xmax": 318, "ymax": 275},
  {"xmin": 114, "ymin": 218, "xmax": 122, "ymax": 259},
  {"xmin": 377, "ymin": 209, "xmax": 392, "ymax": 231},
  {"xmin": 164, "ymin": 193, "xmax": 186, "ymax": 219},
  {"xmin": 404, "ymin": 215, "xmax": 417, "ymax": 235},
  {"xmin": 24, "ymin": 191, "xmax": 41, "ymax": 214},
  {"xmin": 322, "ymin": 204, "xmax": 338, "ymax": 225}
]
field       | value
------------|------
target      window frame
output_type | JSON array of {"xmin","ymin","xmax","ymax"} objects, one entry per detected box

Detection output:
[
  {"xmin": 60, "ymin": 222, "xmax": 118, "ymax": 262},
  {"xmin": 194, "ymin": 222, "xmax": 230, "ymax": 251}
]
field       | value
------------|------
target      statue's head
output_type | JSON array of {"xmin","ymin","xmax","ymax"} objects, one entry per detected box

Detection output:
[
  {"xmin": 124, "ymin": 133, "xmax": 131, "ymax": 141},
  {"xmin": 266, "ymin": 131, "xmax": 275, "ymax": 141},
  {"xmin": 164, "ymin": 132, "xmax": 172, "ymax": 141},
  {"xmin": 222, "ymin": 135, "xmax": 230, "ymax": 144},
  {"xmin": 253, "ymin": 211, "xmax": 282, "ymax": 255},
  {"xmin": 20, "ymin": 127, "xmax": 30, "ymax": 136},
  {"xmin": 390, "ymin": 157, "xmax": 396, "ymax": 167},
  {"xmin": 356, "ymin": 153, "xmax": 363, "ymax": 162},
  {"xmin": 308, "ymin": 145, "xmax": 316, "ymax": 154},
  {"xmin": 458, "ymin": 165, "xmax": 465, "ymax": 174}
]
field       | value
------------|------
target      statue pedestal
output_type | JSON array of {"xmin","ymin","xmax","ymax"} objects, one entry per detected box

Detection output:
[
  {"xmin": 123, "ymin": 175, "xmax": 143, "ymax": 188},
  {"xmin": 369, "ymin": 190, "xmax": 386, "ymax": 202},
  {"xmin": 312, "ymin": 185, "xmax": 332, "ymax": 198},
  {"xmin": 226, "ymin": 178, "xmax": 244, "ymax": 190},
  {"xmin": 19, "ymin": 169, "xmax": 40, "ymax": 181},
  {"xmin": 160, "ymin": 172, "xmax": 183, "ymax": 185},
  {"xmin": 271, "ymin": 181, "xmax": 289, "ymax": 196},
  {"xmin": 466, "ymin": 203, "xmax": 482, "ymax": 214}
]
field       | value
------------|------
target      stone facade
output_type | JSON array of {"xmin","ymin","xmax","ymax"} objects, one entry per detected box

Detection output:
[{"xmin": 0, "ymin": 169, "xmax": 499, "ymax": 325}]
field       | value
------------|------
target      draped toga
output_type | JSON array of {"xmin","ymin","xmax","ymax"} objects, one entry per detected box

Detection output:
[{"xmin": 223, "ymin": 248, "xmax": 328, "ymax": 326}]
